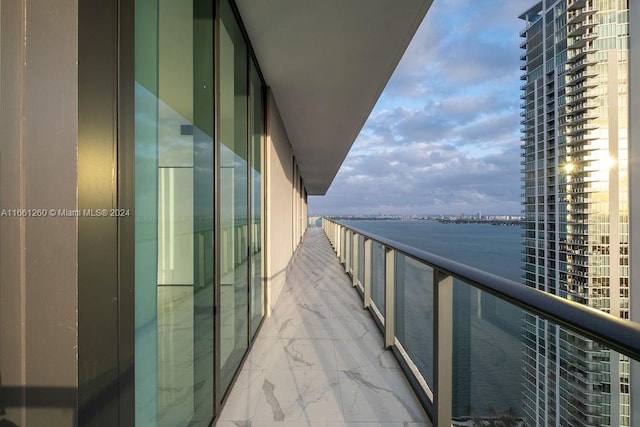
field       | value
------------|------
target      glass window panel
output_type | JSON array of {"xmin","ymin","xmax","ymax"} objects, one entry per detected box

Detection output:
[
  {"xmin": 395, "ymin": 255, "xmax": 434, "ymax": 387},
  {"xmin": 451, "ymin": 279, "xmax": 529, "ymax": 423},
  {"xmin": 371, "ymin": 242, "xmax": 385, "ymax": 314},
  {"xmin": 134, "ymin": 1, "xmax": 160, "ymax": 423},
  {"xmin": 449, "ymin": 281, "xmax": 631, "ymax": 427},
  {"xmin": 249, "ymin": 59, "xmax": 264, "ymax": 338},
  {"xmin": 135, "ymin": 0, "xmax": 214, "ymax": 424},
  {"xmin": 192, "ymin": 0, "xmax": 215, "ymax": 422},
  {"xmin": 219, "ymin": 0, "xmax": 249, "ymax": 395},
  {"xmin": 357, "ymin": 234, "xmax": 365, "ymax": 289}
]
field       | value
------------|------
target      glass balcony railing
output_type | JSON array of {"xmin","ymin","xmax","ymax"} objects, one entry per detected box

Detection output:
[{"xmin": 323, "ymin": 218, "xmax": 640, "ymax": 427}]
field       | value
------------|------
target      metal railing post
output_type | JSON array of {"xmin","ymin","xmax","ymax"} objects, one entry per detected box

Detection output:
[
  {"xmin": 434, "ymin": 269, "xmax": 453, "ymax": 427},
  {"xmin": 346, "ymin": 230, "xmax": 351, "ymax": 273},
  {"xmin": 364, "ymin": 238, "xmax": 372, "ymax": 308},
  {"xmin": 340, "ymin": 227, "xmax": 346, "ymax": 265},
  {"xmin": 331, "ymin": 221, "xmax": 335, "ymax": 247},
  {"xmin": 327, "ymin": 220, "xmax": 330, "ymax": 243},
  {"xmin": 385, "ymin": 247, "xmax": 395, "ymax": 348},
  {"xmin": 332, "ymin": 222, "xmax": 335, "ymax": 249},
  {"xmin": 352, "ymin": 233, "xmax": 359, "ymax": 287},
  {"xmin": 337, "ymin": 226, "xmax": 342, "ymax": 262},
  {"xmin": 396, "ymin": 253, "xmax": 406, "ymax": 340}
]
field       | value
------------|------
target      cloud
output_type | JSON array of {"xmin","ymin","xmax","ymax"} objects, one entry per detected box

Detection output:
[
  {"xmin": 363, "ymin": 93, "xmax": 520, "ymax": 153},
  {"xmin": 308, "ymin": 0, "xmax": 531, "ymax": 216},
  {"xmin": 383, "ymin": 0, "xmax": 530, "ymax": 99},
  {"xmin": 310, "ymin": 139, "xmax": 522, "ymax": 215}
]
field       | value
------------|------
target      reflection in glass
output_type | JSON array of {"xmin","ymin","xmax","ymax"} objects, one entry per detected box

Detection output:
[
  {"xmin": 219, "ymin": 0, "xmax": 249, "ymax": 395},
  {"xmin": 395, "ymin": 255, "xmax": 434, "ymax": 387},
  {"xmin": 192, "ymin": 1, "xmax": 215, "ymax": 421},
  {"xmin": 249, "ymin": 60, "xmax": 264, "ymax": 338},
  {"xmin": 452, "ymin": 279, "xmax": 525, "ymax": 421},
  {"xmin": 371, "ymin": 242, "xmax": 385, "ymax": 314},
  {"xmin": 135, "ymin": 0, "xmax": 214, "ymax": 424}
]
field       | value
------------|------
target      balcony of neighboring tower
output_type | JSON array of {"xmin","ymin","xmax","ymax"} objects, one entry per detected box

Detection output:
[
  {"xmin": 566, "ymin": 54, "xmax": 596, "ymax": 74},
  {"xmin": 568, "ymin": 30, "xmax": 599, "ymax": 50},
  {"xmin": 567, "ymin": 3, "xmax": 598, "ymax": 26},
  {"xmin": 567, "ymin": 17, "xmax": 597, "ymax": 38},
  {"xmin": 567, "ymin": 43, "xmax": 598, "ymax": 62},
  {"xmin": 567, "ymin": 0, "xmax": 588, "ymax": 11},
  {"xmin": 565, "ymin": 101, "xmax": 598, "ymax": 114}
]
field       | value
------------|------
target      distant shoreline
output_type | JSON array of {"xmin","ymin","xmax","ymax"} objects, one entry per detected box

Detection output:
[
  {"xmin": 437, "ymin": 218, "xmax": 522, "ymax": 226},
  {"xmin": 330, "ymin": 216, "xmax": 522, "ymax": 226}
]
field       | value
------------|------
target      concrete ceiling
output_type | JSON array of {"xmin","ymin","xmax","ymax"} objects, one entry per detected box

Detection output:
[{"xmin": 235, "ymin": 0, "xmax": 432, "ymax": 195}]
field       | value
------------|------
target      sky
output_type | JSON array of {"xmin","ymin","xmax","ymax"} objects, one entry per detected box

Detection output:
[{"xmin": 308, "ymin": 0, "xmax": 532, "ymax": 216}]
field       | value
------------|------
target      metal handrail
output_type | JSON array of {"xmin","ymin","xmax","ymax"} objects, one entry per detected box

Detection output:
[{"xmin": 330, "ymin": 218, "xmax": 640, "ymax": 361}]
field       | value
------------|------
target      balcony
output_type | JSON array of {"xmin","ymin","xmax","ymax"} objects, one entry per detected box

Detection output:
[
  {"xmin": 566, "ymin": 112, "xmax": 599, "ymax": 127},
  {"xmin": 218, "ymin": 220, "xmax": 640, "ymax": 427},
  {"xmin": 567, "ymin": 19, "xmax": 597, "ymax": 38},
  {"xmin": 565, "ymin": 100, "xmax": 598, "ymax": 114},
  {"xmin": 567, "ymin": 44, "xmax": 597, "ymax": 63},
  {"xmin": 565, "ymin": 80, "xmax": 598, "ymax": 96},
  {"xmin": 567, "ymin": 31, "xmax": 598, "ymax": 51},
  {"xmin": 567, "ymin": 4, "xmax": 598, "ymax": 26},
  {"xmin": 567, "ymin": 0, "xmax": 587, "ymax": 11},
  {"xmin": 566, "ymin": 55, "xmax": 596, "ymax": 74},
  {"xmin": 566, "ymin": 69, "xmax": 598, "ymax": 86},
  {"xmin": 217, "ymin": 227, "xmax": 431, "ymax": 426}
]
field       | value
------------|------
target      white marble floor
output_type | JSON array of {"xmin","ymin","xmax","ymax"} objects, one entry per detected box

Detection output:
[{"xmin": 216, "ymin": 228, "xmax": 432, "ymax": 427}]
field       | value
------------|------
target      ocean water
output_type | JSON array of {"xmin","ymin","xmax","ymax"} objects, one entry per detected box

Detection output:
[
  {"xmin": 342, "ymin": 219, "xmax": 526, "ymax": 420},
  {"xmin": 343, "ymin": 219, "xmax": 522, "ymax": 282}
]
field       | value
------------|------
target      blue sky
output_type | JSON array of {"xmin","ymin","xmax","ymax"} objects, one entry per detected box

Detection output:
[{"xmin": 308, "ymin": 0, "xmax": 532, "ymax": 216}]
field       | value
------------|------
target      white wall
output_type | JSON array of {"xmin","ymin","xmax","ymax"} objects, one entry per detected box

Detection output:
[{"xmin": 264, "ymin": 90, "xmax": 307, "ymax": 312}]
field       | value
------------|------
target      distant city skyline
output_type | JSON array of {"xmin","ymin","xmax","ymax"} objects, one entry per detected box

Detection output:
[
  {"xmin": 308, "ymin": 0, "xmax": 531, "ymax": 216},
  {"xmin": 313, "ymin": 211, "xmax": 523, "ymax": 218}
]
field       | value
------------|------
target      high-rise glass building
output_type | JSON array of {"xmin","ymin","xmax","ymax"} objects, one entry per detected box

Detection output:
[{"xmin": 520, "ymin": 1, "xmax": 630, "ymax": 425}]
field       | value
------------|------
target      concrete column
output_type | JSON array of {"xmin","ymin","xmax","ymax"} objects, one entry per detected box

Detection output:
[{"xmin": 0, "ymin": 1, "xmax": 79, "ymax": 426}]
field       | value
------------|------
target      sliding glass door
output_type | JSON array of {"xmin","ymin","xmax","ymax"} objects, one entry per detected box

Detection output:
[
  {"xmin": 133, "ymin": 0, "xmax": 264, "ymax": 423},
  {"xmin": 218, "ymin": 0, "xmax": 249, "ymax": 395},
  {"xmin": 134, "ymin": 0, "xmax": 214, "ymax": 425},
  {"xmin": 249, "ymin": 61, "xmax": 264, "ymax": 338}
]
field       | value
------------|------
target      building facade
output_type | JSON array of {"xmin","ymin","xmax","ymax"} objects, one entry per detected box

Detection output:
[
  {"xmin": 520, "ymin": 1, "xmax": 630, "ymax": 425},
  {"xmin": 0, "ymin": 1, "xmax": 431, "ymax": 426}
]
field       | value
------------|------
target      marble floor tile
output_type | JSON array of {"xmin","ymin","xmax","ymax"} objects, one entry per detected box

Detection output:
[
  {"xmin": 216, "ymin": 228, "xmax": 431, "ymax": 426},
  {"xmin": 273, "ymin": 300, "xmax": 332, "ymax": 323},
  {"xmin": 330, "ymin": 315, "xmax": 381, "ymax": 343},
  {"xmin": 217, "ymin": 422, "xmax": 328, "ymax": 427},
  {"xmin": 252, "ymin": 369, "xmax": 345, "ymax": 423},
  {"xmin": 333, "ymin": 337, "xmax": 397, "ymax": 372},
  {"xmin": 268, "ymin": 338, "xmax": 337, "ymax": 372},
  {"xmin": 338, "ymin": 366, "xmax": 424, "ymax": 423},
  {"xmin": 244, "ymin": 336, "xmax": 284, "ymax": 371},
  {"xmin": 256, "ymin": 317, "xmax": 281, "ymax": 338},
  {"xmin": 331, "ymin": 423, "xmax": 432, "ymax": 427},
  {"xmin": 327, "ymin": 297, "xmax": 369, "ymax": 319},
  {"xmin": 276, "ymin": 316, "xmax": 335, "ymax": 340},
  {"xmin": 216, "ymin": 367, "xmax": 267, "ymax": 421}
]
